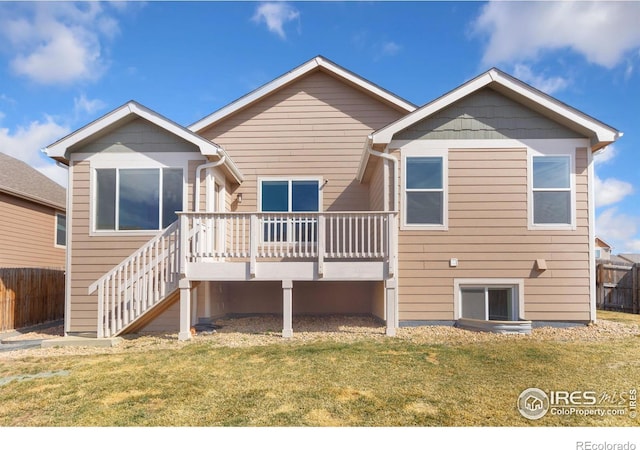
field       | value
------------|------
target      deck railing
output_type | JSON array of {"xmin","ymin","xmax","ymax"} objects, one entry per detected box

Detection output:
[
  {"xmin": 90, "ymin": 211, "xmax": 396, "ymax": 338},
  {"xmin": 89, "ymin": 221, "xmax": 180, "ymax": 338},
  {"xmin": 179, "ymin": 211, "xmax": 396, "ymax": 275}
]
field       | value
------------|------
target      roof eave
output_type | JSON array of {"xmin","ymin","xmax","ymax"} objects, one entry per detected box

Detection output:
[
  {"xmin": 0, "ymin": 186, "xmax": 65, "ymax": 211},
  {"xmin": 188, "ymin": 55, "xmax": 417, "ymax": 134}
]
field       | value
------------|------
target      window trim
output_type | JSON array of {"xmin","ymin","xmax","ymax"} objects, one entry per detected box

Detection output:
[
  {"xmin": 528, "ymin": 149, "xmax": 576, "ymax": 230},
  {"xmin": 55, "ymin": 212, "xmax": 66, "ymax": 248},
  {"xmin": 454, "ymin": 278, "xmax": 525, "ymax": 321},
  {"xmin": 90, "ymin": 160, "xmax": 189, "ymax": 236},
  {"xmin": 401, "ymin": 148, "xmax": 448, "ymax": 231},
  {"xmin": 258, "ymin": 177, "xmax": 323, "ymax": 244}
]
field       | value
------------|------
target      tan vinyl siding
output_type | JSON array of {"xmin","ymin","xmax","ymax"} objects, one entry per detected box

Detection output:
[
  {"xmin": 397, "ymin": 146, "xmax": 591, "ymax": 322},
  {"xmin": 0, "ymin": 193, "xmax": 65, "ymax": 269},
  {"xmin": 199, "ymin": 70, "xmax": 405, "ymax": 213},
  {"xmin": 67, "ymin": 117, "xmax": 205, "ymax": 333},
  {"xmin": 368, "ymin": 157, "xmax": 385, "ymax": 211},
  {"xmin": 397, "ymin": 88, "xmax": 583, "ymax": 141}
]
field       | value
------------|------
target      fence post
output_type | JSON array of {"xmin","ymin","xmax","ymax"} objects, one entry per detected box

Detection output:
[
  {"xmin": 597, "ymin": 263, "xmax": 603, "ymax": 310},
  {"xmin": 633, "ymin": 263, "xmax": 638, "ymax": 314}
]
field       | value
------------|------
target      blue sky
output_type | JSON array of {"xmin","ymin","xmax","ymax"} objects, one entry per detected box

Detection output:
[{"xmin": 0, "ymin": 1, "xmax": 639, "ymax": 254}]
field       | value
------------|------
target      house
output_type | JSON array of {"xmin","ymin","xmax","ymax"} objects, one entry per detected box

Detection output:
[
  {"xmin": 44, "ymin": 56, "xmax": 621, "ymax": 340},
  {"xmin": 0, "ymin": 152, "xmax": 66, "ymax": 269},
  {"xmin": 595, "ymin": 237, "xmax": 612, "ymax": 261}
]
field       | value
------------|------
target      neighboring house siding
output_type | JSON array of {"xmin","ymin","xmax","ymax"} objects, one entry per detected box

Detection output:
[
  {"xmin": 199, "ymin": 70, "xmax": 405, "ymax": 213},
  {"xmin": 395, "ymin": 144, "xmax": 591, "ymax": 322},
  {"xmin": 397, "ymin": 88, "xmax": 583, "ymax": 141},
  {"xmin": 66, "ymin": 119, "xmax": 206, "ymax": 334},
  {"xmin": 0, "ymin": 192, "xmax": 65, "ymax": 268}
]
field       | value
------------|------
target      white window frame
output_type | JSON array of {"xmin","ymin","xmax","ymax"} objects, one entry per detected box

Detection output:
[
  {"xmin": 401, "ymin": 148, "xmax": 448, "ymax": 231},
  {"xmin": 454, "ymin": 278, "xmax": 525, "ymax": 321},
  {"xmin": 87, "ymin": 152, "xmax": 194, "ymax": 237},
  {"xmin": 528, "ymin": 147, "xmax": 576, "ymax": 230},
  {"xmin": 258, "ymin": 177, "xmax": 323, "ymax": 244},
  {"xmin": 258, "ymin": 177, "xmax": 323, "ymax": 214},
  {"xmin": 55, "ymin": 212, "xmax": 66, "ymax": 248}
]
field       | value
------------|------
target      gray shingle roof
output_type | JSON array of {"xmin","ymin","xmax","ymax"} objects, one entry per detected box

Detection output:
[
  {"xmin": 0, "ymin": 152, "xmax": 65, "ymax": 210},
  {"xmin": 618, "ymin": 254, "xmax": 640, "ymax": 264}
]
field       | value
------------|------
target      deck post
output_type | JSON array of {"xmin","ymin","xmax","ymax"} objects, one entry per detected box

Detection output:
[
  {"xmin": 178, "ymin": 278, "xmax": 192, "ymax": 341},
  {"xmin": 250, "ymin": 214, "xmax": 258, "ymax": 278},
  {"xmin": 385, "ymin": 278, "xmax": 397, "ymax": 337},
  {"xmin": 317, "ymin": 215, "xmax": 325, "ymax": 277},
  {"xmin": 282, "ymin": 279, "xmax": 293, "ymax": 338}
]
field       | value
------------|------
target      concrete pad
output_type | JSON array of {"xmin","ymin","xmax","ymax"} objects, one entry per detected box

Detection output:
[{"xmin": 41, "ymin": 336, "xmax": 123, "ymax": 348}]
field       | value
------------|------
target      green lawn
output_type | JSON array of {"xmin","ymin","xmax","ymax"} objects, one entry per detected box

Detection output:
[{"xmin": 1, "ymin": 313, "xmax": 639, "ymax": 427}]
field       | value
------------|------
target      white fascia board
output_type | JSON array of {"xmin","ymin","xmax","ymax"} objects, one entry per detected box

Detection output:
[
  {"xmin": 45, "ymin": 103, "xmax": 133, "ymax": 159},
  {"xmin": 370, "ymin": 68, "xmax": 621, "ymax": 148},
  {"xmin": 488, "ymin": 70, "xmax": 621, "ymax": 146},
  {"xmin": 46, "ymin": 101, "xmax": 223, "ymax": 159},
  {"xmin": 189, "ymin": 56, "xmax": 416, "ymax": 133}
]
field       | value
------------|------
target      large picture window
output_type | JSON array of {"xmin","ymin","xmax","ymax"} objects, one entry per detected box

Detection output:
[
  {"xmin": 95, "ymin": 168, "xmax": 183, "ymax": 231},
  {"xmin": 260, "ymin": 179, "xmax": 320, "ymax": 242},
  {"xmin": 405, "ymin": 156, "xmax": 444, "ymax": 225},
  {"xmin": 532, "ymin": 155, "xmax": 571, "ymax": 225}
]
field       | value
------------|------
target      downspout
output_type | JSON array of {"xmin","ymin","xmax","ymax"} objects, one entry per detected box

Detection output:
[
  {"xmin": 194, "ymin": 153, "xmax": 225, "ymax": 212},
  {"xmin": 365, "ymin": 136, "xmax": 398, "ymax": 212}
]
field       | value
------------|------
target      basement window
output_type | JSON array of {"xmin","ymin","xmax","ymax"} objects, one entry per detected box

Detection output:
[{"xmin": 460, "ymin": 286, "xmax": 518, "ymax": 321}]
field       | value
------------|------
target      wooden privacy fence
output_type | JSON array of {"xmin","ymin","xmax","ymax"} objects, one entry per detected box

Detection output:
[
  {"xmin": 0, "ymin": 268, "xmax": 65, "ymax": 332},
  {"xmin": 596, "ymin": 262, "xmax": 639, "ymax": 314}
]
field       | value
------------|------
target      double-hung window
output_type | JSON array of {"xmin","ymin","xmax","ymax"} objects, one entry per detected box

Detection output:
[
  {"xmin": 531, "ymin": 155, "xmax": 572, "ymax": 226},
  {"xmin": 95, "ymin": 168, "xmax": 183, "ymax": 231},
  {"xmin": 260, "ymin": 179, "xmax": 320, "ymax": 242},
  {"xmin": 404, "ymin": 156, "xmax": 446, "ymax": 228}
]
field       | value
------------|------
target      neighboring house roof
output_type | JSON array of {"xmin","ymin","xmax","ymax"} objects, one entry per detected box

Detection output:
[
  {"xmin": 595, "ymin": 237, "xmax": 613, "ymax": 250},
  {"xmin": 188, "ymin": 55, "xmax": 417, "ymax": 134},
  {"xmin": 45, "ymin": 101, "xmax": 244, "ymax": 184},
  {"xmin": 618, "ymin": 254, "xmax": 640, "ymax": 264},
  {"xmin": 609, "ymin": 255, "xmax": 634, "ymax": 266},
  {"xmin": 0, "ymin": 152, "xmax": 66, "ymax": 210}
]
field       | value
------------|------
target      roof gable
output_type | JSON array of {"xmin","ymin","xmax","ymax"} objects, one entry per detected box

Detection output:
[
  {"xmin": 370, "ymin": 68, "xmax": 621, "ymax": 151},
  {"xmin": 189, "ymin": 55, "xmax": 417, "ymax": 134},
  {"xmin": 0, "ymin": 152, "xmax": 65, "ymax": 210},
  {"xmin": 45, "ymin": 101, "xmax": 243, "ymax": 183},
  {"xmin": 395, "ymin": 87, "xmax": 584, "ymax": 141}
]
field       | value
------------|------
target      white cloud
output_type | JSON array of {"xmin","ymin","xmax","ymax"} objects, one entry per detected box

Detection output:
[
  {"xmin": 473, "ymin": 1, "xmax": 640, "ymax": 68},
  {"xmin": 594, "ymin": 144, "xmax": 618, "ymax": 166},
  {"xmin": 381, "ymin": 41, "xmax": 401, "ymax": 57},
  {"xmin": 596, "ymin": 206, "xmax": 640, "ymax": 250},
  {"xmin": 252, "ymin": 2, "xmax": 300, "ymax": 39},
  {"xmin": 512, "ymin": 64, "xmax": 569, "ymax": 95},
  {"xmin": 0, "ymin": 2, "xmax": 124, "ymax": 85},
  {"xmin": 595, "ymin": 175, "xmax": 634, "ymax": 207},
  {"xmin": 0, "ymin": 117, "xmax": 70, "ymax": 187},
  {"xmin": 74, "ymin": 94, "xmax": 107, "ymax": 117}
]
